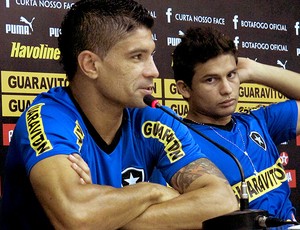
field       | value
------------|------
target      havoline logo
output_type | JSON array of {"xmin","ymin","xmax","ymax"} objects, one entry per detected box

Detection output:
[
  {"xmin": 6, "ymin": 16, "xmax": 35, "ymax": 35},
  {"xmin": 10, "ymin": 42, "xmax": 60, "ymax": 60}
]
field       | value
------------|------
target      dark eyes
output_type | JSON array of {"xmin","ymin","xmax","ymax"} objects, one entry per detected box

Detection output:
[
  {"xmin": 133, "ymin": 54, "xmax": 143, "ymax": 60},
  {"xmin": 204, "ymin": 71, "xmax": 237, "ymax": 83},
  {"xmin": 132, "ymin": 51, "xmax": 155, "ymax": 60},
  {"xmin": 228, "ymin": 71, "xmax": 237, "ymax": 78},
  {"xmin": 205, "ymin": 77, "xmax": 214, "ymax": 83}
]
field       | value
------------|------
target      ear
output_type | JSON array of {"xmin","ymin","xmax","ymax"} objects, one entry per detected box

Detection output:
[
  {"xmin": 77, "ymin": 50, "xmax": 100, "ymax": 80},
  {"xmin": 176, "ymin": 80, "xmax": 191, "ymax": 99}
]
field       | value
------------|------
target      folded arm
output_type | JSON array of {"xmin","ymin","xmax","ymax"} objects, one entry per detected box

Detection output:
[
  {"xmin": 122, "ymin": 158, "xmax": 238, "ymax": 229},
  {"xmin": 30, "ymin": 154, "xmax": 180, "ymax": 230},
  {"xmin": 71, "ymin": 155, "xmax": 238, "ymax": 229}
]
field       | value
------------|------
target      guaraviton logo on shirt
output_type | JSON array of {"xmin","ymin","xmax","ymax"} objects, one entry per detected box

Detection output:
[
  {"xmin": 142, "ymin": 121, "xmax": 185, "ymax": 163},
  {"xmin": 74, "ymin": 120, "xmax": 84, "ymax": 151},
  {"xmin": 232, "ymin": 158, "xmax": 286, "ymax": 202},
  {"xmin": 26, "ymin": 103, "xmax": 53, "ymax": 156}
]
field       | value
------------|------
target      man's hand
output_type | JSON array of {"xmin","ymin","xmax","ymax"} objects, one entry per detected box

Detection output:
[
  {"xmin": 68, "ymin": 153, "xmax": 92, "ymax": 184},
  {"xmin": 236, "ymin": 57, "xmax": 257, "ymax": 84}
]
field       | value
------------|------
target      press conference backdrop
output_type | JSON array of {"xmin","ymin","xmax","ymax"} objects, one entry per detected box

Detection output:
[{"xmin": 1, "ymin": 0, "xmax": 300, "ymax": 220}]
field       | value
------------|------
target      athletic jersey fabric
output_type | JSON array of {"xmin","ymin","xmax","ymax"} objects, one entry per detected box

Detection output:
[
  {"xmin": 2, "ymin": 86, "xmax": 206, "ymax": 229},
  {"xmin": 186, "ymin": 100, "xmax": 297, "ymax": 221}
]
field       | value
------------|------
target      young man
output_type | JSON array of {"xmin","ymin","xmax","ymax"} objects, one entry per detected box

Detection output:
[
  {"xmin": 1, "ymin": 1, "xmax": 237, "ymax": 229},
  {"xmin": 172, "ymin": 26, "xmax": 300, "ymax": 221}
]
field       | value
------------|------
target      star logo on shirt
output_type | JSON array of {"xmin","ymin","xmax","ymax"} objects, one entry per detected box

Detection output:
[
  {"xmin": 124, "ymin": 173, "xmax": 140, "ymax": 185},
  {"xmin": 250, "ymin": 131, "xmax": 266, "ymax": 150},
  {"xmin": 121, "ymin": 167, "xmax": 144, "ymax": 187}
]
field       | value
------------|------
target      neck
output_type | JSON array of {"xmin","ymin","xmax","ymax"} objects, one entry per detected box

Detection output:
[
  {"xmin": 186, "ymin": 112, "xmax": 232, "ymax": 126},
  {"xmin": 69, "ymin": 80, "xmax": 124, "ymax": 145}
]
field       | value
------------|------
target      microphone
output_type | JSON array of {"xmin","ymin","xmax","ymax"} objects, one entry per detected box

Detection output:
[
  {"xmin": 143, "ymin": 94, "xmax": 299, "ymax": 229},
  {"xmin": 143, "ymin": 94, "xmax": 249, "ymax": 209}
]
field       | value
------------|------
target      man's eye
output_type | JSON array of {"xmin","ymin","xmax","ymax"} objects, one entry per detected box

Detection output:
[
  {"xmin": 228, "ymin": 72, "xmax": 237, "ymax": 78},
  {"xmin": 205, "ymin": 78, "xmax": 214, "ymax": 83},
  {"xmin": 133, "ymin": 54, "xmax": 142, "ymax": 60}
]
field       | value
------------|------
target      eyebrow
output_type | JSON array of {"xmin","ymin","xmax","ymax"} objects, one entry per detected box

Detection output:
[
  {"xmin": 230, "ymin": 67, "xmax": 238, "ymax": 73},
  {"xmin": 127, "ymin": 47, "xmax": 156, "ymax": 57},
  {"xmin": 203, "ymin": 67, "xmax": 238, "ymax": 77}
]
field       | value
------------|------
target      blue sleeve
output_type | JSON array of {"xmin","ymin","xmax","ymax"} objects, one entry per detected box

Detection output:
[
  {"xmin": 252, "ymin": 100, "xmax": 298, "ymax": 145},
  {"xmin": 141, "ymin": 106, "xmax": 207, "ymax": 183},
  {"xmin": 17, "ymin": 102, "xmax": 81, "ymax": 175}
]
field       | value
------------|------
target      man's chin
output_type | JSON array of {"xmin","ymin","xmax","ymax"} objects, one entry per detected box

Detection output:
[
  {"xmin": 217, "ymin": 108, "xmax": 236, "ymax": 118},
  {"xmin": 126, "ymin": 100, "xmax": 147, "ymax": 109}
]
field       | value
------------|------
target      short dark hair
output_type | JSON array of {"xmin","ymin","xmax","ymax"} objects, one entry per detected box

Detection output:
[
  {"xmin": 172, "ymin": 26, "xmax": 237, "ymax": 87},
  {"xmin": 58, "ymin": 0, "xmax": 154, "ymax": 80}
]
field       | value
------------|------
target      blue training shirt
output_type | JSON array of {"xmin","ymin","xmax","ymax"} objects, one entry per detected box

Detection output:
[
  {"xmin": 152, "ymin": 100, "xmax": 298, "ymax": 221},
  {"xmin": 2, "ymin": 86, "xmax": 206, "ymax": 229}
]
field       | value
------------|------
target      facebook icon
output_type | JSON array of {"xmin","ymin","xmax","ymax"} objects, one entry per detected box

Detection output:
[
  {"xmin": 166, "ymin": 8, "xmax": 172, "ymax": 23},
  {"xmin": 233, "ymin": 36, "xmax": 240, "ymax": 50},
  {"xmin": 295, "ymin": 22, "xmax": 300, "ymax": 36},
  {"xmin": 233, "ymin": 15, "xmax": 239, "ymax": 30}
]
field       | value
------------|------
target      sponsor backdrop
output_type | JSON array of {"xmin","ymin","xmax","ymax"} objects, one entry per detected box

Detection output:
[{"xmin": 1, "ymin": 0, "xmax": 300, "ymax": 220}]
